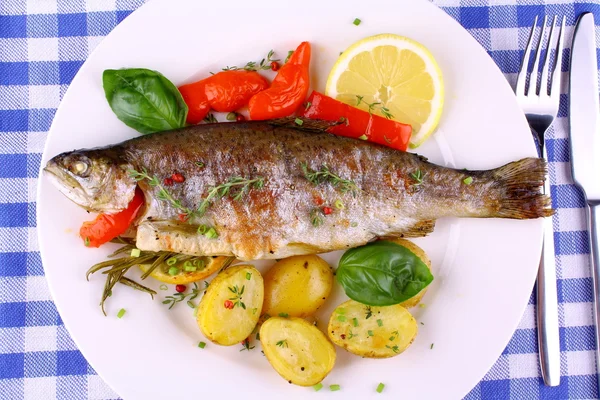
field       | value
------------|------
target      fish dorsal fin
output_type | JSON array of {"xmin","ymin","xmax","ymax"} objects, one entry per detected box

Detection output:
[
  {"xmin": 267, "ymin": 117, "xmax": 341, "ymax": 133},
  {"xmin": 380, "ymin": 219, "xmax": 436, "ymax": 239}
]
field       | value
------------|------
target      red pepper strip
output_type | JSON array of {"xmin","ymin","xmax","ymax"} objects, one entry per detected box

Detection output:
[
  {"xmin": 248, "ymin": 41, "xmax": 311, "ymax": 120},
  {"xmin": 298, "ymin": 91, "xmax": 412, "ymax": 152},
  {"xmin": 178, "ymin": 81, "xmax": 210, "ymax": 124},
  {"xmin": 79, "ymin": 187, "xmax": 145, "ymax": 248}
]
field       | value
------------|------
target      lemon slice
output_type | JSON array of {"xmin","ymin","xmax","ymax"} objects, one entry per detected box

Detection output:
[
  {"xmin": 138, "ymin": 255, "xmax": 233, "ymax": 284},
  {"xmin": 326, "ymin": 33, "xmax": 444, "ymax": 148}
]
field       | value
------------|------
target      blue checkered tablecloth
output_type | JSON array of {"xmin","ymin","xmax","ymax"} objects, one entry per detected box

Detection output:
[{"xmin": 1, "ymin": 0, "xmax": 600, "ymax": 398}]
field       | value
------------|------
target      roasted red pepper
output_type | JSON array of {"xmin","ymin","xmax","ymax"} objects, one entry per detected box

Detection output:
[
  {"xmin": 248, "ymin": 41, "xmax": 311, "ymax": 120},
  {"xmin": 79, "ymin": 187, "xmax": 145, "ymax": 248},
  {"xmin": 178, "ymin": 81, "xmax": 210, "ymax": 124},
  {"xmin": 298, "ymin": 91, "xmax": 412, "ymax": 152}
]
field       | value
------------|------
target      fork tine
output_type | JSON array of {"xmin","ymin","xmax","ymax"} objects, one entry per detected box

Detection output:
[
  {"xmin": 516, "ymin": 15, "xmax": 538, "ymax": 95},
  {"xmin": 550, "ymin": 16, "xmax": 566, "ymax": 101},
  {"xmin": 540, "ymin": 16, "xmax": 558, "ymax": 96},
  {"xmin": 528, "ymin": 15, "xmax": 548, "ymax": 97}
]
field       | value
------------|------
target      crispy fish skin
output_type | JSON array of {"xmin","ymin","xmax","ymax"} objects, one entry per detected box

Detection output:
[{"xmin": 44, "ymin": 118, "xmax": 552, "ymax": 261}]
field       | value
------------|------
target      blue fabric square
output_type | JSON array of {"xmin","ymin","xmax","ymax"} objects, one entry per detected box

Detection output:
[
  {"xmin": 26, "ymin": 14, "xmax": 58, "ymax": 38},
  {"xmin": 27, "ymin": 202, "xmax": 36, "ymax": 227},
  {"xmin": 58, "ymin": 13, "xmax": 87, "ymax": 37},
  {"xmin": 555, "ymin": 230, "xmax": 590, "ymax": 256},
  {"xmin": 0, "ymin": 302, "xmax": 26, "ymax": 327},
  {"xmin": 558, "ymin": 278, "xmax": 593, "ymax": 303},
  {"xmin": 560, "ymin": 326, "xmax": 595, "ymax": 352},
  {"xmin": 29, "ymin": 61, "xmax": 60, "ymax": 85},
  {"xmin": 490, "ymin": 50, "xmax": 522, "ymax": 74},
  {"xmin": 480, "ymin": 379, "xmax": 510, "ymax": 400},
  {"xmin": 538, "ymin": 376, "xmax": 569, "ymax": 399},
  {"xmin": 489, "ymin": 5, "xmax": 517, "ymax": 29},
  {"xmin": 516, "ymin": 5, "xmax": 545, "ymax": 28},
  {"xmin": 27, "ymin": 252, "xmax": 44, "ymax": 276},
  {"xmin": 509, "ymin": 378, "xmax": 539, "ymax": 399},
  {"xmin": 0, "ymin": 203, "xmax": 28, "ymax": 228},
  {"xmin": 504, "ymin": 329, "xmax": 537, "ymax": 354},
  {"xmin": 547, "ymin": 138, "xmax": 569, "ymax": 162},
  {"xmin": 26, "ymin": 301, "xmax": 60, "ymax": 327},
  {"xmin": 551, "ymin": 185, "xmax": 586, "ymax": 209},
  {"xmin": 0, "ymin": 252, "xmax": 27, "ymax": 277},
  {"xmin": 116, "ymin": 10, "xmax": 134, "ymax": 24},
  {"xmin": 557, "ymin": 93, "xmax": 568, "ymax": 118},
  {"xmin": 59, "ymin": 61, "xmax": 84, "ymax": 84},
  {"xmin": 567, "ymin": 374, "xmax": 599, "ymax": 399},
  {"xmin": 0, "ymin": 62, "xmax": 28, "ymax": 85},
  {"xmin": 27, "ymin": 153, "xmax": 41, "ymax": 178},
  {"xmin": 87, "ymin": 12, "xmax": 117, "ymax": 36},
  {"xmin": 460, "ymin": 7, "xmax": 490, "ymax": 29},
  {"xmin": 28, "ymin": 109, "xmax": 56, "ymax": 132},
  {"xmin": 57, "ymin": 350, "xmax": 88, "ymax": 376},
  {"xmin": 0, "ymin": 154, "xmax": 28, "ymax": 178},
  {"xmin": 0, "ymin": 15, "xmax": 27, "ymax": 38},
  {"xmin": 24, "ymin": 351, "xmax": 57, "ymax": 378},
  {"xmin": 0, "ymin": 353, "xmax": 24, "ymax": 379}
]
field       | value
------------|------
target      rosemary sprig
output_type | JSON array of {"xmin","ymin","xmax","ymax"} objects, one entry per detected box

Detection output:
[
  {"xmin": 162, "ymin": 282, "xmax": 202, "ymax": 310},
  {"xmin": 196, "ymin": 176, "xmax": 265, "ymax": 216},
  {"xmin": 228, "ymin": 285, "xmax": 246, "ymax": 309},
  {"xmin": 356, "ymin": 95, "xmax": 394, "ymax": 119},
  {"xmin": 301, "ymin": 162, "xmax": 358, "ymax": 195},
  {"xmin": 223, "ymin": 50, "xmax": 279, "ymax": 72},
  {"xmin": 410, "ymin": 169, "xmax": 425, "ymax": 186}
]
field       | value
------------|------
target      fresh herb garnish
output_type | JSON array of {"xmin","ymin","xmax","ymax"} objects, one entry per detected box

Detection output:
[
  {"xmin": 385, "ymin": 344, "xmax": 399, "ymax": 353},
  {"xmin": 310, "ymin": 208, "xmax": 324, "ymax": 227},
  {"xmin": 463, "ymin": 176, "xmax": 473, "ymax": 185},
  {"xmin": 376, "ymin": 383, "xmax": 385, "ymax": 393},
  {"xmin": 368, "ymin": 330, "xmax": 374, "ymax": 336},
  {"xmin": 410, "ymin": 169, "xmax": 425, "ymax": 186},
  {"xmin": 330, "ymin": 384, "xmax": 341, "ymax": 392},
  {"xmin": 240, "ymin": 338, "xmax": 255, "ymax": 351},
  {"xmin": 389, "ymin": 330, "xmax": 399, "ymax": 341},
  {"xmin": 294, "ymin": 117, "xmax": 303, "ymax": 126},
  {"xmin": 159, "ymin": 284, "xmax": 168, "ymax": 291},
  {"xmin": 365, "ymin": 306, "xmax": 373, "ymax": 319},
  {"xmin": 358, "ymin": 134, "xmax": 368, "ymax": 140},
  {"xmin": 353, "ymin": 317, "xmax": 359, "ymax": 327},
  {"xmin": 228, "ymin": 285, "xmax": 246, "ymax": 309},
  {"xmin": 117, "ymin": 308, "xmax": 126, "ymax": 318},
  {"xmin": 353, "ymin": 18, "xmax": 361, "ymax": 26},
  {"xmin": 304, "ymin": 101, "xmax": 312, "ymax": 110},
  {"xmin": 356, "ymin": 95, "xmax": 393, "ymax": 119},
  {"xmin": 198, "ymin": 341, "xmax": 206, "ymax": 349},
  {"xmin": 348, "ymin": 330, "xmax": 357, "ymax": 339},
  {"xmin": 223, "ymin": 49, "xmax": 279, "ymax": 72},
  {"xmin": 276, "ymin": 339, "xmax": 288, "ymax": 348},
  {"xmin": 163, "ymin": 282, "xmax": 202, "ymax": 309},
  {"xmin": 203, "ymin": 113, "xmax": 218, "ymax": 124},
  {"xmin": 246, "ymin": 272, "xmax": 252, "ymax": 280},
  {"xmin": 285, "ymin": 50, "xmax": 294, "ymax": 63},
  {"xmin": 301, "ymin": 162, "xmax": 358, "ymax": 195},
  {"xmin": 430, "ymin": 343, "xmax": 434, "ymax": 349},
  {"xmin": 196, "ymin": 176, "xmax": 265, "ymax": 216},
  {"xmin": 278, "ymin": 312, "xmax": 289, "ymax": 317},
  {"xmin": 313, "ymin": 383, "xmax": 323, "ymax": 392},
  {"xmin": 84, "ymin": 237, "xmax": 90, "ymax": 247},
  {"xmin": 377, "ymin": 319, "xmax": 383, "ymax": 327},
  {"xmin": 195, "ymin": 161, "xmax": 205, "ymax": 168}
]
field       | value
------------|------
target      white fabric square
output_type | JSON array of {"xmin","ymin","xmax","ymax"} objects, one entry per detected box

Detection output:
[
  {"xmin": 561, "ymin": 302, "xmax": 593, "ymax": 327},
  {"xmin": 29, "ymin": 85, "xmax": 61, "ymax": 109},
  {"xmin": 490, "ymin": 28, "xmax": 519, "ymax": 51},
  {"xmin": 559, "ymin": 254, "xmax": 590, "ymax": 280},
  {"xmin": 567, "ymin": 350, "xmax": 596, "ymax": 376},
  {"xmin": 86, "ymin": 0, "xmax": 116, "ymax": 12},
  {"xmin": 27, "ymin": 132, "xmax": 48, "ymax": 154},
  {"xmin": 26, "ymin": 0, "xmax": 57, "ymax": 14},
  {"xmin": 24, "ymin": 377, "xmax": 56, "ymax": 400},
  {"xmin": 0, "ymin": 86, "xmax": 28, "ymax": 110},
  {"xmin": 517, "ymin": 304, "xmax": 536, "ymax": 330},
  {"xmin": 88, "ymin": 375, "xmax": 119, "ymax": 400},
  {"xmin": 551, "ymin": 162, "xmax": 573, "ymax": 187},
  {"xmin": 557, "ymin": 207, "xmax": 588, "ymax": 233},
  {"xmin": 0, "ymin": 132, "xmax": 27, "ymax": 154},
  {"xmin": 24, "ymin": 326, "xmax": 57, "ymax": 352},
  {"xmin": 508, "ymin": 353, "xmax": 540, "ymax": 379},
  {"xmin": 26, "ymin": 276, "xmax": 52, "ymax": 302},
  {"xmin": 87, "ymin": 36, "xmax": 106, "ymax": 54},
  {"xmin": 0, "ymin": 228, "xmax": 29, "ymax": 252},
  {"xmin": 0, "ymin": 178, "xmax": 28, "ymax": 203},
  {"xmin": 28, "ymin": 178, "xmax": 38, "ymax": 204},
  {"xmin": 28, "ymin": 38, "xmax": 59, "ymax": 62},
  {"xmin": 28, "ymin": 227, "xmax": 39, "ymax": 252}
]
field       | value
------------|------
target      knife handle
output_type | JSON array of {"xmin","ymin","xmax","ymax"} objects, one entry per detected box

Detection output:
[
  {"xmin": 537, "ymin": 146, "xmax": 561, "ymax": 386},
  {"xmin": 587, "ymin": 201, "xmax": 600, "ymax": 391}
]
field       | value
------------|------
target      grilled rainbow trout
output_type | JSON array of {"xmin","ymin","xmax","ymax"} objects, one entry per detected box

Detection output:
[{"xmin": 44, "ymin": 118, "xmax": 552, "ymax": 261}]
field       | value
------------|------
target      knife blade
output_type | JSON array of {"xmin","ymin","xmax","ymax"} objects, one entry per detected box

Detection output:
[{"xmin": 569, "ymin": 11, "xmax": 600, "ymax": 390}]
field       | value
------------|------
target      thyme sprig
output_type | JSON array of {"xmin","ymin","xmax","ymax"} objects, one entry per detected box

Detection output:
[
  {"xmin": 276, "ymin": 340, "xmax": 288, "ymax": 348},
  {"xmin": 223, "ymin": 50, "xmax": 279, "ymax": 72},
  {"xmin": 410, "ymin": 169, "xmax": 425, "ymax": 186},
  {"xmin": 228, "ymin": 285, "xmax": 246, "ymax": 309},
  {"xmin": 203, "ymin": 113, "xmax": 218, "ymax": 124},
  {"xmin": 162, "ymin": 282, "xmax": 203, "ymax": 310},
  {"xmin": 301, "ymin": 162, "xmax": 358, "ymax": 195},
  {"xmin": 196, "ymin": 176, "xmax": 265, "ymax": 216},
  {"xmin": 356, "ymin": 95, "xmax": 394, "ymax": 119},
  {"xmin": 365, "ymin": 306, "xmax": 373, "ymax": 319}
]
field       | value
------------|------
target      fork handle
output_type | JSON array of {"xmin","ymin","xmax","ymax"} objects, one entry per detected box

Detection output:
[
  {"xmin": 537, "ymin": 146, "xmax": 561, "ymax": 386},
  {"xmin": 586, "ymin": 201, "xmax": 600, "ymax": 391}
]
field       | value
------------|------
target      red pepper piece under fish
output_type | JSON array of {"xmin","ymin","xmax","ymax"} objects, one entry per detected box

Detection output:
[
  {"xmin": 79, "ymin": 187, "xmax": 145, "ymax": 248},
  {"xmin": 298, "ymin": 91, "xmax": 412, "ymax": 152}
]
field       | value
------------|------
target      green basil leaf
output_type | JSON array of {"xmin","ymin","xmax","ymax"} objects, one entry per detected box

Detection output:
[
  {"xmin": 102, "ymin": 68, "xmax": 188, "ymax": 134},
  {"xmin": 336, "ymin": 240, "xmax": 434, "ymax": 306}
]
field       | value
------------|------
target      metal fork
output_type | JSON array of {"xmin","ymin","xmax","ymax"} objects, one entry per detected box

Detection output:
[{"xmin": 515, "ymin": 15, "xmax": 566, "ymax": 387}]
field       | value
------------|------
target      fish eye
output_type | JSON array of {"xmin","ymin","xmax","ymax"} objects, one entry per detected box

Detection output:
[{"xmin": 69, "ymin": 158, "xmax": 91, "ymax": 177}]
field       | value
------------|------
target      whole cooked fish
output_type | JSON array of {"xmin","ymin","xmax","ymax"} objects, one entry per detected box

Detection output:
[{"xmin": 44, "ymin": 118, "xmax": 552, "ymax": 261}]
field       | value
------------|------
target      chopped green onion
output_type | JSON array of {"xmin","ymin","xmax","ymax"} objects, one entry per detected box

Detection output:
[
  {"xmin": 304, "ymin": 101, "xmax": 312, "ymax": 110},
  {"xmin": 337, "ymin": 315, "xmax": 346, "ymax": 322},
  {"xmin": 195, "ymin": 161, "xmax": 205, "ymax": 168},
  {"xmin": 430, "ymin": 343, "xmax": 434, "ymax": 349},
  {"xmin": 226, "ymin": 112, "xmax": 237, "ymax": 121},
  {"xmin": 193, "ymin": 259, "xmax": 205, "ymax": 269},
  {"xmin": 84, "ymin": 237, "xmax": 90, "ymax": 246},
  {"xmin": 330, "ymin": 384, "xmax": 341, "ymax": 391},
  {"xmin": 166, "ymin": 257, "xmax": 177, "ymax": 266},
  {"xmin": 183, "ymin": 260, "xmax": 193, "ymax": 269},
  {"xmin": 198, "ymin": 341, "xmax": 206, "ymax": 349},
  {"xmin": 353, "ymin": 317, "xmax": 359, "ymax": 327},
  {"xmin": 337, "ymin": 307, "xmax": 347, "ymax": 314},
  {"xmin": 197, "ymin": 225, "xmax": 208, "ymax": 234},
  {"xmin": 130, "ymin": 248, "xmax": 141, "ymax": 257},
  {"xmin": 205, "ymin": 227, "xmax": 218, "ymax": 239},
  {"xmin": 353, "ymin": 18, "xmax": 361, "ymax": 26},
  {"xmin": 419, "ymin": 303, "xmax": 426, "ymax": 308},
  {"xmin": 168, "ymin": 267, "xmax": 179, "ymax": 276},
  {"xmin": 117, "ymin": 308, "xmax": 126, "ymax": 318},
  {"xmin": 334, "ymin": 199, "xmax": 344, "ymax": 210},
  {"xmin": 278, "ymin": 313, "xmax": 289, "ymax": 318},
  {"xmin": 376, "ymin": 383, "xmax": 385, "ymax": 393},
  {"xmin": 358, "ymin": 134, "xmax": 368, "ymax": 140},
  {"xmin": 463, "ymin": 176, "xmax": 473, "ymax": 185},
  {"xmin": 313, "ymin": 383, "xmax": 323, "ymax": 392},
  {"xmin": 285, "ymin": 50, "xmax": 294, "ymax": 63},
  {"xmin": 368, "ymin": 330, "xmax": 374, "ymax": 336},
  {"xmin": 246, "ymin": 272, "xmax": 252, "ymax": 280},
  {"xmin": 377, "ymin": 319, "xmax": 383, "ymax": 327},
  {"xmin": 184, "ymin": 265, "xmax": 197, "ymax": 272},
  {"xmin": 295, "ymin": 118, "xmax": 303, "ymax": 126},
  {"xmin": 159, "ymin": 284, "xmax": 168, "ymax": 291}
]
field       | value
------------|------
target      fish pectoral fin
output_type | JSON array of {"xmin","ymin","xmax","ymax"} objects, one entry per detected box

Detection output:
[
  {"xmin": 267, "ymin": 117, "xmax": 340, "ymax": 133},
  {"xmin": 381, "ymin": 219, "xmax": 436, "ymax": 239}
]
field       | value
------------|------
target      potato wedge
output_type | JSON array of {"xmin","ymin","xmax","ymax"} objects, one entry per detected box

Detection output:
[
  {"xmin": 262, "ymin": 255, "xmax": 333, "ymax": 318},
  {"xmin": 328, "ymin": 299, "xmax": 417, "ymax": 358},
  {"xmin": 383, "ymin": 238, "xmax": 432, "ymax": 308},
  {"xmin": 197, "ymin": 265, "xmax": 263, "ymax": 346},
  {"xmin": 139, "ymin": 256, "xmax": 233, "ymax": 285},
  {"xmin": 260, "ymin": 317, "xmax": 336, "ymax": 386}
]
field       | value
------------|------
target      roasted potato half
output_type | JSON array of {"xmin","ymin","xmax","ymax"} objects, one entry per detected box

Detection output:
[
  {"xmin": 139, "ymin": 256, "xmax": 233, "ymax": 285},
  {"xmin": 260, "ymin": 317, "xmax": 336, "ymax": 386},
  {"xmin": 384, "ymin": 238, "xmax": 432, "ymax": 308},
  {"xmin": 197, "ymin": 264, "xmax": 264, "ymax": 346},
  {"xmin": 328, "ymin": 299, "xmax": 418, "ymax": 358},
  {"xmin": 262, "ymin": 255, "xmax": 333, "ymax": 318}
]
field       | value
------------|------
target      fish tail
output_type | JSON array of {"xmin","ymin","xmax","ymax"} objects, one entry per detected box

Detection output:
[{"xmin": 487, "ymin": 157, "xmax": 554, "ymax": 219}]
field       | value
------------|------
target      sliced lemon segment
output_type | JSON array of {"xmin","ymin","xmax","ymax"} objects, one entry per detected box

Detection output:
[
  {"xmin": 326, "ymin": 33, "xmax": 444, "ymax": 148},
  {"xmin": 138, "ymin": 255, "xmax": 233, "ymax": 284}
]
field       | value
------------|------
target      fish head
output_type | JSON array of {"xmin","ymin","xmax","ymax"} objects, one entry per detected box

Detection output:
[{"xmin": 43, "ymin": 148, "xmax": 137, "ymax": 213}]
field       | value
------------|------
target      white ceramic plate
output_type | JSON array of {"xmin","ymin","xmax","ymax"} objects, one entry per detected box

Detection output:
[{"xmin": 37, "ymin": 0, "xmax": 542, "ymax": 399}]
